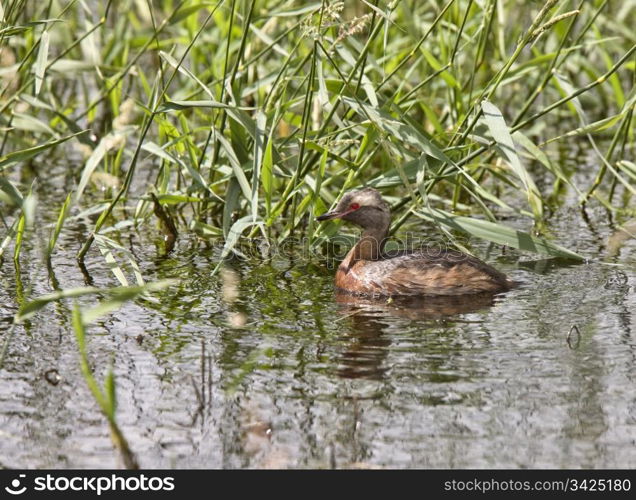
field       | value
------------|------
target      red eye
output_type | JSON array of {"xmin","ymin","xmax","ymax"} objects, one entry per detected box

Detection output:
[{"xmin": 350, "ymin": 203, "xmax": 360, "ymax": 210}]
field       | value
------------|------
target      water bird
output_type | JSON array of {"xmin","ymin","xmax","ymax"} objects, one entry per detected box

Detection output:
[{"xmin": 317, "ymin": 187, "xmax": 512, "ymax": 296}]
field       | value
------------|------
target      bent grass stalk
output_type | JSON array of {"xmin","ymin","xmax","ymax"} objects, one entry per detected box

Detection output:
[{"xmin": 72, "ymin": 305, "xmax": 138, "ymax": 469}]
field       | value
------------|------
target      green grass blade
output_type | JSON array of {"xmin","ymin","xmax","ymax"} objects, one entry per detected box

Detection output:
[
  {"xmin": 16, "ymin": 286, "xmax": 101, "ymax": 323},
  {"xmin": 251, "ymin": 111, "xmax": 266, "ymax": 221},
  {"xmin": 72, "ymin": 305, "xmax": 108, "ymax": 413},
  {"xmin": 76, "ymin": 136, "xmax": 110, "ymax": 202},
  {"xmin": 0, "ymin": 131, "xmax": 88, "ymax": 170},
  {"xmin": 12, "ymin": 214, "xmax": 26, "ymax": 263},
  {"xmin": 34, "ymin": 29, "xmax": 49, "ymax": 95},
  {"xmin": 82, "ymin": 280, "xmax": 176, "ymax": 324},
  {"xmin": 143, "ymin": 142, "xmax": 222, "ymax": 201},
  {"xmin": 218, "ymin": 215, "xmax": 264, "ymax": 264},
  {"xmin": 46, "ymin": 193, "xmax": 72, "ymax": 258},
  {"xmin": 158, "ymin": 100, "xmax": 250, "ymax": 112},
  {"xmin": 415, "ymin": 207, "xmax": 583, "ymax": 260},
  {"xmin": 0, "ymin": 177, "xmax": 24, "ymax": 207},
  {"xmin": 481, "ymin": 100, "xmax": 543, "ymax": 220},
  {"xmin": 344, "ymin": 97, "xmax": 453, "ymax": 165},
  {"xmin": 216, "ymin": 134, "xmax": 252, "ymax": 201},
  {"xmin": 261, "ymin": 131, "xmax": 274, "ymax": 217},
  {"xmin": 0, "ymin": 218, "xmax": 19, "ymax": 259},
  {"xmin": 94, "ymin": 234, "xmax": 145, "ymax": 287}
]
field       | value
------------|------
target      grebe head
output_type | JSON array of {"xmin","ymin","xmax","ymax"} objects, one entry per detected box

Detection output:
[{"xmin": 317, "ymin": 187, "xmax": 390, "ymax": 231}]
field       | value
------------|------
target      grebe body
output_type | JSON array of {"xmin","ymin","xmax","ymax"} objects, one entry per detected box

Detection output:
[{"xmin": 317, "ymin": 188, "xmax": 511, "ymax": 297}]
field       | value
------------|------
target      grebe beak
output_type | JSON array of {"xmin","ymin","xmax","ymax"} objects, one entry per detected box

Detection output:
[
  {"xmin": 316, "ymin": 211, "xmax": 342, "ymax": 221},
  {"xmin": 317, "ymin": 204, "xmax": 361, "ymax": 221}
]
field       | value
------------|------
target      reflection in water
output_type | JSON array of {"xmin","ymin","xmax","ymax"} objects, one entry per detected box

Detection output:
[
  {"xmin": 334, "ymin": 312, "xmax": 390, "ymax": 380},
  {"xmin": 336, "ymin": 291, "xmax": 500, "ymax": 319},
  {"xmin": 607, "ymin": 219, "xmax": 636, "ymax": 258},
  {"xmin": 333, "ymin": 292, "xmax": 501, "ymax": 380}
]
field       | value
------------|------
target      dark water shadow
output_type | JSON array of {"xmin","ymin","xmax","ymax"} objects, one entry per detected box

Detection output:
[
  {"xmin": 335, "ymin": 291, "xmax": 500, "ymax": 320},
  {"xmin": 332, "ymin": 291, "xmax": 502, "ymax": 380}
]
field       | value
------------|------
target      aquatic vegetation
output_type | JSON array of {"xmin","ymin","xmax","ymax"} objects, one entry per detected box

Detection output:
[{"xmin": 1, "ymin": 0, "xmax": 633, "ymax": 261}]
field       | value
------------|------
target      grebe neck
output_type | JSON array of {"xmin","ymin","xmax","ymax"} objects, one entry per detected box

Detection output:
[{"xmin": 352, "ymin": 226, "xmax": 388, "ymax": 261}]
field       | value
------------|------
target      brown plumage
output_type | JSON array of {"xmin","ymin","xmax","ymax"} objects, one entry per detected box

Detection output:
[{"xmin": 317, "ymin": 187, "xmax": 512, "ymax": 297}]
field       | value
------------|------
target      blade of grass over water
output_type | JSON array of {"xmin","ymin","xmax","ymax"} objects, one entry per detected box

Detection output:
[
  {"xmin": 72, "ymin": 305, "xmax": 138, "ymax": 469},
  {"xmin": 0, "ymin": 131, "xmax": 88, "ymax": 169},
  {"xmin": 0, "ymin": 176, "xmax": 23, "ymax": 207},
  {"xmin": 415, "ymin": 207, "xmax": 584, "ymax": 261},
  {"xmin": 14, "ymin": 281, "xmax": 175, "ymax": 324},
  {"xmin": 46, "ymin": 193, "xmax": 72, "ymax": 258},
  {"xmin": 481, "ymin": 101, "xmax": 543, "ymax": 220}
]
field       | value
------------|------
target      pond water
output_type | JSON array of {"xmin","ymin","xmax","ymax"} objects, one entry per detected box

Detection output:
[{"xmin": 1, "ymin": 164, "xmax": 635, "ymax": 469}]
